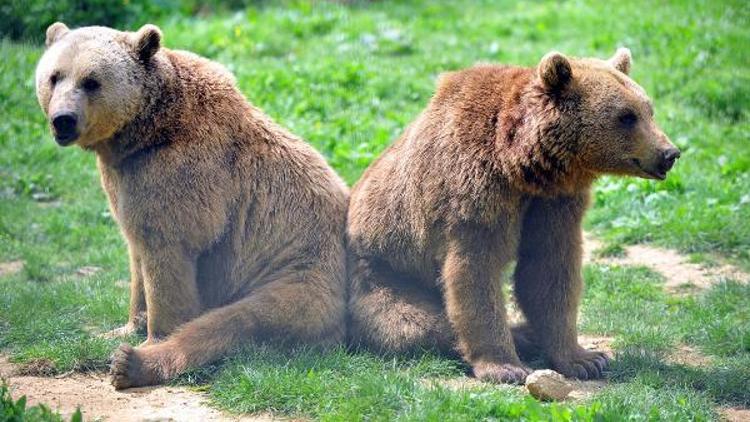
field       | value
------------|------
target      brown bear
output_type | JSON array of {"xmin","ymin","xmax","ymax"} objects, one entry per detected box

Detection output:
[
  {"xmin": 35, "ymin": 23, "xmax": 349, "ymax": 389},
  {"xmin": 347, "ymin": 48, "xmax": 680, "ymax": 384}
]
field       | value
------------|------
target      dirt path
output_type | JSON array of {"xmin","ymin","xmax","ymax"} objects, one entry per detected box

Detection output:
[
  {"xmin": 0, "ymin": 356, "xmax": 275, "ymax": 422},
  {"xmin": 0, "ymin": 260, "xmax": 24, "ymax": 277},
  {"xmin": 583, "ymin": 234, "xmax": 748, "ymax": 293},
  {"xmin": 722, "ymin": 408, "xmax": 750, "ymax": 422}
]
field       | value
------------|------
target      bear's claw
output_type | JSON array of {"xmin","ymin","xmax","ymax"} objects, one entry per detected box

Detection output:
[
  {"xmin": 552, "ymin": 350, "xmax": 610, "ymax": 380},
  {"xmin": 473, "ymin": 362, "xmax": 532, "ymax": 385}
]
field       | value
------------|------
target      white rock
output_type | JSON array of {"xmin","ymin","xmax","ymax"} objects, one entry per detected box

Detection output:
[{"xmin": 525, "ymin": 369, "xmax": 573, "ymax": 401}]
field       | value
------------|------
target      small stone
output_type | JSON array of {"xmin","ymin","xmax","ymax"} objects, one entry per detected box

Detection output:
[{"xmin": 525, "ymin": 369, "xmax": 573, "ymax": 401}]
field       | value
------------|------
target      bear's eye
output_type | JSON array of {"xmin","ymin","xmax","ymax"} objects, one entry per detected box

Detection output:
[
  {"xmin": 82, "ymin": 77, "xmax": 101, "ymax": 92},
  {"xmin": 618, "ymin": 111, "xmax": 638, "ymax": 128},
  {"xmin": 50, "ymin": 73, "xmax": 59, "ymax": 86}
]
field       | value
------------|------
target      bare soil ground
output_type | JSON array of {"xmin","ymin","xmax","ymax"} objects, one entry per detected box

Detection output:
[
  {"xmin": 583, "ymin": 234, "xmax": 748, "ymax": 293},
  {"xmin": 0, "ymin": 260, "xmax": 23, "ymax": 277},
  {"xmin": 0, "ymin": 356, "xmax": 277, "ymax": 421},
  {"xmin": 722, "ymin": 407, "xmax": 750, "ymax": 422}
]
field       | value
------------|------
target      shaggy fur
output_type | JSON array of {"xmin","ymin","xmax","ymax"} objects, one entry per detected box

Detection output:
[
  {"xmin": 347, "ymin": 49, "xmax": 680, "ymax": 384},
  {"xmin": 36, "ymin": 23, "xmax": 349, "ymax": 389}
]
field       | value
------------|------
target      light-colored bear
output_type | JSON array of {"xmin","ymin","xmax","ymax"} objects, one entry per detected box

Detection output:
[{"xmin": 36, "ymin": 22, "xmax": 349, "ymax": 389}]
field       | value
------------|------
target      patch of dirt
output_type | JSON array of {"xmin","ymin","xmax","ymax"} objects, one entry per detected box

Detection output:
[
  {"xmin": 583, "ymin": 234, "xmax": 748, "ymax": 294},
  {"xmin": 0, "ymin": 260, "xmax": 24, "ymax": 277},
  {"xmin": 582, "ymin": 234, "xmax": 604, "ymax": 265},
  {"xmin": 506, "ymin": 299, "xmax": 524, "ymax": 325},
  {"xmin": 75, "ymin": 266, "xmax": 103, "ymax": 277},
  {"xmin": 579, "ymin": 335, "xmax": 614, "ymax": 355},
  {"xmin": 567, "ymin": 379, "xmax": 608, "ymax": 400},
  {"xmin": 0, "ymin": 355, "xmax": 279, "ymax": 421},
  {"xmin": 669, "ymin": 345, "xmax": 713, "ymax": 367},
  {"xmin": 0, "ymin": 356, "xmax": 17, "ymax": 377},
  {"xmin": 721, "ymin": 407, "xmax": 750, "ymax": 422}
]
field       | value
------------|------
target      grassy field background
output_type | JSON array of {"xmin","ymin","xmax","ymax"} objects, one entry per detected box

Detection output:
[{"xmin": 1, "ymin": 0, "xmax": 748, "ymax": 420}]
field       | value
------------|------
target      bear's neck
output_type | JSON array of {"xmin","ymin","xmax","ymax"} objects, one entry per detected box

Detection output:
[{"xmin": 498, "ymin": 83, "xmax": 595, "ymax": 196}]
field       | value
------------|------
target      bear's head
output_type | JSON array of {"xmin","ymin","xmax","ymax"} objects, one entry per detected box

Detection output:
[
  {"xmin": 36, "ymin": 22, "xmax": 163, "ymax": 147},
  {"xmin": 536, "ymin": 48, "xmax": 680, "ymax": 180}
]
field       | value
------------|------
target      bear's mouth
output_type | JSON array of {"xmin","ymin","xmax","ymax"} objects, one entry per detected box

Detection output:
[
  {"xmin": 631, "ymin": 158, "xmax": 667, "ymax": 180},
  {"xmin": 54, "ymin": 133, "xmax": 78, "ymax": 146}
]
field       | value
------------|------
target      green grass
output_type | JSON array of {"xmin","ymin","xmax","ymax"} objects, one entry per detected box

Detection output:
[
  {"xmin": 0, "ymin": 270, "xmax": 139, "ymax": 372},
  {"xmin": 1, "ymin": 0, "xmax": 748, "ymax": 420},
  {"xmin": 582, "ymin": 266, "xmax": 750, "ymax": 407},
  {"xmin": 187, "ymin": 344, "xmax": 719, "ymax": 420}
]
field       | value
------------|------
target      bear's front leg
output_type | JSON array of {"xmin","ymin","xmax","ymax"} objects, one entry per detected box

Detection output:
[
  {"xmin": 442, "ymin": 224, "xmax": 530, "ymax": 385},
  {"xmin": 514, "ymin": 193, "xmax": 610, "ymax": 380},
  {"xmin": 138, "ymin": 243, "xmax": 202, "ymax": 343},
  {"xmin": 101, "ymin": 244, "xmax": 147, "ymax": 339}
]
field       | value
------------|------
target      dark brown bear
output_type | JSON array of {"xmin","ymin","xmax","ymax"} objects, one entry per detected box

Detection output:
[
  {"xmin": 347, "ymin": 48, "xmax": 680, "ymax": 384},
  {"xmin": 36, "ymin": 23, "xmax": 349, "ymax": 389}
]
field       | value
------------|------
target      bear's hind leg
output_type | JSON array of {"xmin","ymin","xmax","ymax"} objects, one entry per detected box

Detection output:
[
  {"xmin": 514, "ymin": 194, "xmax": 610, "ymax": 380},
  {"xmin": 110, "ymin": 268, "xmax": 345, "ymax": 389},
  {"xmin": 348, "ymin": 258, "xmax": 455, "ymax": 356}
]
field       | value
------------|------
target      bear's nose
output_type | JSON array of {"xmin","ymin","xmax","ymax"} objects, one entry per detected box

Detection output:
[
  {"xmin": 659, "ymin": 147, "xmax": 681, "ymax": 173},
  {"xmin": 51, "ymin": 112, "xmax": 78, "ymax": 144}
]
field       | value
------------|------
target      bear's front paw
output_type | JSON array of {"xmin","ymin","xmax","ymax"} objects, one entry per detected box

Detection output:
[
  {"xmin": 472, "ymin": 361, "xmax": 531, "ymax": 385},
  {"xmin": 551, "ymin": 349, "xmax": 610, "ymax": 380}
]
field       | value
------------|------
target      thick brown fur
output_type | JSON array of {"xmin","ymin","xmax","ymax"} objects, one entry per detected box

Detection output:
[
  {"xmin": 347, "ymin": 49, "xmax": 679, "ymax": 384},
  {"xmin": 36, "ymin": 23, "xmax": 349, "ymax": 389}
]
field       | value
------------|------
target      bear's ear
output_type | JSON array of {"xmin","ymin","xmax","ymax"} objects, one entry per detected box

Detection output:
[
  {"xmin": 45, "ymin": 22, "xmax": 69, "ymax": 48},
  {"xmin": 132, "ymin": 24, "xmax": 162, "ymax": 62},
  {"xmin": 538, "ymin": 51, "xmax": 572, "ymax": 91},
  {"xmin": 609, "ymin": 47, "xmax": 632, "ymax": 75}
]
